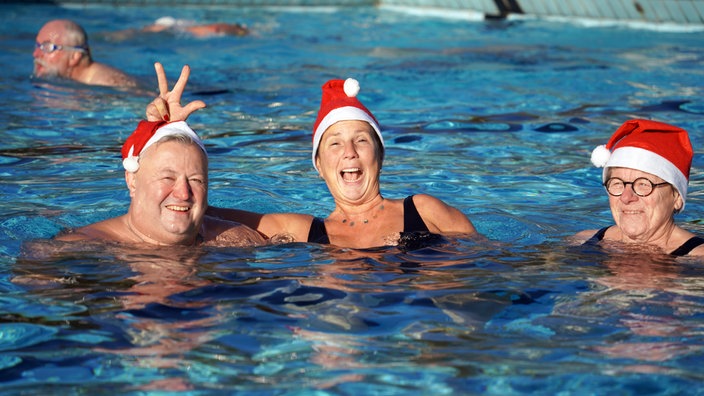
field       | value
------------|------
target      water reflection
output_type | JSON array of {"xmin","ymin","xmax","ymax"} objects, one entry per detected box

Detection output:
[
  {"xmin": 5, "ymin": 233, "xmax": 704, "ymax": 391},
  {"xmin": 554, "ymin": 243, "xmax": 704, "ymax": 371},
  {"xmin": 13, "ymin": 241, "xmax": 220, "ymax": 390}
]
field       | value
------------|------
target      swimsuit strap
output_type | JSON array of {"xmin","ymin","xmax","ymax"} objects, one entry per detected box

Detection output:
[
  {"xmin": 583, "ymin": 226, "xmax": 610, "ymax": 245},
  {"xmin": 669, "ymin": 236, "xmax": 704, "ymax": 257},
  {"xmin": 307, "ymin": 196, "xmax": 429, "ymax": 245},
  {"xmin": 307, "ymin": 217, "xmax": 330, "ymax": 244},
  {"xmin": 403, "ymin": 195, "xmax": 430, "ymax": 233},
  {"xmin": 584, "ymin": 227, "xmax": 703, "ymax": 256}
]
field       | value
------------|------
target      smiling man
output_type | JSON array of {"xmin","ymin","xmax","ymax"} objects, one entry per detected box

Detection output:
[
  {"xmin": 55, "ymin": 120, "xmax": 264, "ymax": 247},
  {"xmin": 33, "ymin": 19, "xmax": 138, "ymax": 88}
]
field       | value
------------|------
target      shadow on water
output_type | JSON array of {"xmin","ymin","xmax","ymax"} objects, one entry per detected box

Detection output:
[{"xmin": 391, "ymin": 99, "xmax": 699, "ymax": 138}]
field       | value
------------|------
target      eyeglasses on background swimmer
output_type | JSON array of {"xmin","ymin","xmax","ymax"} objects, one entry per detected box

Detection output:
[
  {"xmin": 35, "ymin": 41, "xmax": 87, "ymax": 54},
  {"xmin": 604, "ymin": 177, "xmax": 670, "ymax": 197}
]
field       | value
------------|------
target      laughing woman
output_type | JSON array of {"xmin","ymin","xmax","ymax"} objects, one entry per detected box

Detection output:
[
  {"xmin": 209, "ymin": 78, "xmax": 480, "ymax": 248},
  {"xmin": 146, "ymin": 63, "xmax": 480, "ymax": 248}
]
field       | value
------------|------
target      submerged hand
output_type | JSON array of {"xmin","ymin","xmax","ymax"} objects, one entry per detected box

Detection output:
[{"xmin": 146, "ymin": 62, "xmax": 206, "ymax": 122}]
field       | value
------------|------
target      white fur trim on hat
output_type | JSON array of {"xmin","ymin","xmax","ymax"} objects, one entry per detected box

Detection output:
[
  {"xmin": 123, "ymin": 121, "xmax": 206, "ymax": 173},
  {"xmin": 604, "ymin": 146, "xmax": 688, "ymax": 210},
  {"xmin": 311, "ymin": 106, "xmax": 383, "ymax": 172}
]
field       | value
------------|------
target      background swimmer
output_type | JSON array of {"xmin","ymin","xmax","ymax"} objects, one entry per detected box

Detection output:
[
  {"xmin": 33, "ymin": 19, "xmax": 139, "ymax": 88},
  {"xmin": 105, "ymin": 16, "xmax": 249, "ymax": 41}
]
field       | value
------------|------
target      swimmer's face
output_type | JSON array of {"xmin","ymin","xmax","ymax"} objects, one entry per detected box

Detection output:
[
  {"xmin": 606, "ymin": 167, "xmax": 681, "ymax": 242},
  {"xmin": 33, "ymin": 21, "xmax": 78, "ymax": 79},
  {"xmin": 315, "ymin": 120, "xmax": 382, "ymax": 204},
  {"xmin": 126, "ymin": 140, "xmax": 208, "ymax": 245}
]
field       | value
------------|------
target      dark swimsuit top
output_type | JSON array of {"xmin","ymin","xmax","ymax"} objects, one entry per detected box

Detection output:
[
  {"xmin": 307, "ymin": 195, "xmax": 430, "ymax": 244},
  {"xmin": 586, "ymin": 226, "xmax": 704, "ymax": 257}
]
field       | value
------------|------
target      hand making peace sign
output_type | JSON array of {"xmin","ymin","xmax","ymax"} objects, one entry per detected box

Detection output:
[{"xmin": 145, "ymin": 62, "xmax": 206, "ymax": 122}]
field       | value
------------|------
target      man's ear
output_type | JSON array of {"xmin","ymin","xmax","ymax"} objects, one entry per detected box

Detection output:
[
  {"xmin": 125, "ymin": 170, "xmax": 137, "ymax": 198},
  {"xmin": 68, "ymin": 50, "xmax": 84, "ymax": 66}
]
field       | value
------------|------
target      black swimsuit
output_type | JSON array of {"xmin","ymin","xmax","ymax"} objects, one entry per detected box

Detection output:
[
  {"xmin": 586, "ymin": 226, "xmax": 704, "ymax": 257},
  {"xmin": 307, "ymin": 195, "xmax": 430, "ymax": 244}
]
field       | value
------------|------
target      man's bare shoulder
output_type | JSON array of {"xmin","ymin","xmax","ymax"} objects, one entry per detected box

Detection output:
[
  {"xmin": 91, "ymin": 63, "xmax": 139, "ymax": 87},
  {"xmin": 55, "ymin": 216, "xmax": 128, "ymax": 242}
]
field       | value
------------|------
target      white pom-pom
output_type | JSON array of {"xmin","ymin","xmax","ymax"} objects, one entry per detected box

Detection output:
[
  {"xmin": 590, "ymin": 145, "xmax": 611, "ymax": 168},
  {"xmin": 343, "ymin": 78, "xmax": 360, "ymax": 98},
  {"xmin": 123, "ymin": 156, "xmax": 140, "ymax": 172}
]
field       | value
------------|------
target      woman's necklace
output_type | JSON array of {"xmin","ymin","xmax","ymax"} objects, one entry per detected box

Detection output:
[{"xmin": 341, "ymin": 199, "xmax": 385, "ymax": 227}]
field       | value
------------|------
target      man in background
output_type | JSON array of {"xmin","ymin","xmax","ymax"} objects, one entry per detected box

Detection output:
[{"xmin": 33, "ymin": 19, "xmax": 139, "ymax": 88}]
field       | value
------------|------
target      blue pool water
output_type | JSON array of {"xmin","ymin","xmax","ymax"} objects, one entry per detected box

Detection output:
[{"xmin": 1, "ymin": 3, "xmax": 704, "ymax": 394}]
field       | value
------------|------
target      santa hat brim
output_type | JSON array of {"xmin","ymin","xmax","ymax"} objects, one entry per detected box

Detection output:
[{"xmin": 123, "ymin": 121, "xmax": 206, "ymax": 172}]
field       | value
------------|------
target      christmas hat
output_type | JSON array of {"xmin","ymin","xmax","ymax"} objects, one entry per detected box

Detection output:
[
  {"xmin": 591, "ymin": 119, "xmax": 692, "ymax": 209},
  {"xmin": 312, "ymin": 78, "xmax": 383, "ymax": 171},
  {"xmin": 121, "ymin": 120, "xmax": 206, "ymax": 172}
]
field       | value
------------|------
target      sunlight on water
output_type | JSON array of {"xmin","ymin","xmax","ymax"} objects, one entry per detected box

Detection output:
[{"xmin": 0, "ymin": 3, "xmax": 703, "ymax": 394}]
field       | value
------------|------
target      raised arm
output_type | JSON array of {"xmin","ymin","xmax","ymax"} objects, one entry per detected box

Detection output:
[{"xmin": 146, "ymin": 62, "xmax": 206, "ymax": 122}]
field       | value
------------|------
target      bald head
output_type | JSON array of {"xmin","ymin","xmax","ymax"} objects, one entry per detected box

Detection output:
[{"xmin": 39, "ymin": 19, "xmax": 89, "ymax": 51}]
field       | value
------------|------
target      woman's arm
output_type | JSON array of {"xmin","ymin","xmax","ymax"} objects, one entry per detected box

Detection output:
[{"xmin": 207, "ymin": 207, "xmax": 314, "ymax": 243}]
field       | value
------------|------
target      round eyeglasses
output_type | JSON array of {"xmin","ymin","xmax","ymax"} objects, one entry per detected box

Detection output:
[
  {"xmin": 604, "ymin": 177, "xmax": 670, "ymax": 197},
  {"xmin": 35, "ymin": 42, "xmax": 87, "ymax": 54}
]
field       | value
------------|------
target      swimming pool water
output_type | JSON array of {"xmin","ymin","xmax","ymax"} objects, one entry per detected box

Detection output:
[{"xmin": 1, "ymin": 3, "xmax": 704, "ymax": 394}]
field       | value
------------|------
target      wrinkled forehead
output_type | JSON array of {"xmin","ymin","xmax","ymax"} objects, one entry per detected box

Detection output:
[
  {"xmin": 36, "ymin": 27, "xmax": 61, "ymax": 43},
  {"xmin": 37, "ymin": 20, "xmax": 66, "ymax": 39}
]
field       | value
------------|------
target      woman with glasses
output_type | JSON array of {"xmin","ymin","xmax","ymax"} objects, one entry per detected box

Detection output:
[
  {"xmin": 33, "ymin": 19, "xmax": 138, "ymax": 88},
  {"xmin": 572, "ymin": 119, "xmax": 704, "ymax": 256}
]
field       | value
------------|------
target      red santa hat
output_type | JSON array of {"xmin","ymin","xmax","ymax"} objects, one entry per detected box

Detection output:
[
  {"xmin": 121, "ymin": 120, "xmax": 206, "ymax": 172},
  {"xmin": 311, "ymin": 78, "xmax": 383, "ymax": 171},
  {"xmin": 591, "ymin": 119, "xmax": 692, "ymax": 209}
]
